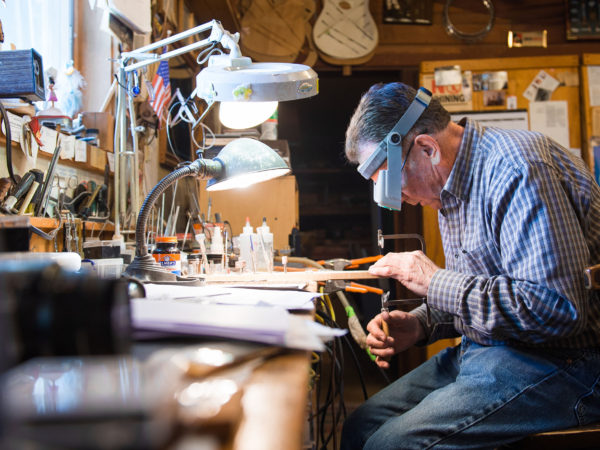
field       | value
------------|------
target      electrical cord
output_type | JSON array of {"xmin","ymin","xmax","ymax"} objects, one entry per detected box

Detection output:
[
  {"xmin": 444, "ymin": 0, "xmax": 494, "ymax": 42},
  {"xmin": 0, "ymin": 100, "xmax": 17, "ymax": 184}
]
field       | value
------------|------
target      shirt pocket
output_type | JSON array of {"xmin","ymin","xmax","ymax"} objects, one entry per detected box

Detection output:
[{"xmin": 459, "ymin": 235, "xmax": 502, "ymax": 276}]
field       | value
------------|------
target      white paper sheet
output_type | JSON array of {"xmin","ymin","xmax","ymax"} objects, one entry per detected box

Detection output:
[
  {"xmin": 60, "ymin": 135, "xmax": 76, "ymax": 160},
  {"xmin": 39, "ymin": 127, "xmax": 58, "ymax": 154},
  {"xmin": 143, "ymin": 283, "xmax": 319, "ymax": 311},
  {"xmin": 529, "ymin": 101, "xmax": 570, "ymax": 148},
  {"xmin": 131, "ymin": 299, "xmax": 342, "ymax": 351},
  {"xmin": 588, "ymin": 66, "xmax": 600, "ymax": 107},
  {"xmin": 75, "ymin": 140, "xmax": 87, "ymax": 162}
]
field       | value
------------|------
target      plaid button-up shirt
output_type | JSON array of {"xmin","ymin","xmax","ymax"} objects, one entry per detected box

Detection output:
[{"xmin": 413, "ymin": 118, "xmax": 600, "ymax": 348}]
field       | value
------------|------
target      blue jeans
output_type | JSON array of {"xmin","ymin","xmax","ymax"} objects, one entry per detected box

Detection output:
[{"xmin": 341, "ymin": 338, "xmax": 600, "ymax": 449}]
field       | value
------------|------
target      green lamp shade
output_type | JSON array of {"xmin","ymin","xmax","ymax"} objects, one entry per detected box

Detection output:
[{"xmin": 206, "ymin": 138, "xmax": 290, "ymax": 191}]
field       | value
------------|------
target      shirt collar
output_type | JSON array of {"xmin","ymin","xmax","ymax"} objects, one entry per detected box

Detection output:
[{"xmin": 442, "ymin": 118, "xmax": 482, "ymax": 202}]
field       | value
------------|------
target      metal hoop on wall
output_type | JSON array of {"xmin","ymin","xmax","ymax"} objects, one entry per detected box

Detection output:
[{"xmin": 444, "ymin": 0, "xmax": 495, "ymax": 42}]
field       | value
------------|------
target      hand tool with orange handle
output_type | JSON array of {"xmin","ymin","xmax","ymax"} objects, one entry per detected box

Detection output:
[
  {"xmin": 317, "ymin": 255, "xmax": 383, "ymax": 271},
  {"xmin": 319, "ymin": 279, "xmax": 384, "ymax": 295}
]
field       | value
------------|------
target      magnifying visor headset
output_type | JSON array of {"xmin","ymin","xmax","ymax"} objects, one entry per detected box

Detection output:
[{"xmin": 357, "ymin": 87, "xmax": 432, "ymax": 210}]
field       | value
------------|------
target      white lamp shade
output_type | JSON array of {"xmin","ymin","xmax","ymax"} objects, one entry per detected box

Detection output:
[
  {"xmin": 206, "ymin": 138, "xmax": 290, "ymax": 191},
  {"xmin": 218, "ymin": 101, "xmax": 278, "ymax": 130},
  {"xmin": 196, "ymin": 62, "xmax": 318, "ymax": 103}
]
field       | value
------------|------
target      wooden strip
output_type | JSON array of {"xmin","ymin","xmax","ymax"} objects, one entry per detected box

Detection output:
[
  {"xmin": 583, "ymin": 53, "xmax": 600, "ymax": 66},
  {"xmin": 420, "ymin": 55, "xmax": 579, "ymax": 74},
  {"xmin": 204, "ymin": 269, "xmax": 377, "ymax": 284}
]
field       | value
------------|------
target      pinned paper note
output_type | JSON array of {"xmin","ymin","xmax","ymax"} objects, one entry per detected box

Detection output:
[
  {"xmin": 523, "ymin": 70, "xmax": 560, "ymax": 102},
  {"xmin": 60, "ymin": 135, "xmax": 76, "ymax": 160},
  {"xmin": 4, "ymin": 111, "xmax": 23, "ymax": 143},
  {"xmin": 75, "ymin": 140, "xmax": 87, "ymax": 162},
  {"xmin": 588, "ymin": 66, "xmax": 600, "ymax": 107},
  {"xmin": 434, "ymin": 65, "xmax": 462, "ymax": 86},
  {"xmin": 422, "ymin": 72, "xmax": 473, "ymax": 112},
  {"xmin": 39, "ymin": 127, "xmax": 58, "ymax": 153},
  {"xmin": 107, "ymin": 151, "xmax": 115, "ymax": 172},
  {"xmin": 529, "ymin": 101, "xmax": 569, "ymax": 148}
]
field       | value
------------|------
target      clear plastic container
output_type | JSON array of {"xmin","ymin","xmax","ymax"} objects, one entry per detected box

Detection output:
[
  {"xmin": 82, "ymin": 240, "xmax": 121, "ymax": 259},
  {"xmin": 89, "ymin": 258, "xmax": 124, "ymax": 279}
]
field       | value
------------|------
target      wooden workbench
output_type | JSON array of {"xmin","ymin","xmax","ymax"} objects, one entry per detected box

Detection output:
[{"xmin": 230, "ymin": 350, "xmax": 310, "ymax": 450}]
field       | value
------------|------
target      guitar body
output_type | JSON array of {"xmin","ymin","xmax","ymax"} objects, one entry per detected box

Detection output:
[
  {"xmin": 234, "ymin": 0, "xmax": 317, "ymax": 63},
  {"xmin": 312, "ymin": 0, "xmax": 378, "ymax": 63}
]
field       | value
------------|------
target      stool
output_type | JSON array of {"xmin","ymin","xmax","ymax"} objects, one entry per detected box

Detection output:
[{"xmin": 504, "ymin": 423, "xmax": 600, "ymax": 449}]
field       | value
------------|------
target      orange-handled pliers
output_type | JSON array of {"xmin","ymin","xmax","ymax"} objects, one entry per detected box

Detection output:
[{"xmin": 316, "ymin": 255, "xmax": 383, "ymax": 270}]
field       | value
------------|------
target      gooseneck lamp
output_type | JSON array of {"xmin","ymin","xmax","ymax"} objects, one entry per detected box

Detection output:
[{"xmin": 124, "ymin": 138, "xmax": 290, "ymax": 282}]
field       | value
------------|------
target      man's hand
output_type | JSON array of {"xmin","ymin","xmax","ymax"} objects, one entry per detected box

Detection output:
[
  {"xmin": 368, "ymin": 251, "xmax": 440, "ymax": 296},
  {"xmin": 366, "ymin": 310, "xmax": 425, "ymax": 369}
]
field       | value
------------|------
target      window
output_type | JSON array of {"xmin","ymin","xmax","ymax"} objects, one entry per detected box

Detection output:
[{"xmin": 0, "ymin": 0, "xmax": 74, "ymax": 87}]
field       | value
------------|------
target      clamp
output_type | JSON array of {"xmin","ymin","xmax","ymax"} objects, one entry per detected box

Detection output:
[{"xmin": 377, "ymin": 229, "xmax": 430, "ymax": 327}]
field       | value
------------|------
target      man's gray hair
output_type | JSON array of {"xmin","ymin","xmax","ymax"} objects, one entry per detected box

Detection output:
[{"xmin": 345, "ymin": 82, "xmax": 451, "ymax": 163}]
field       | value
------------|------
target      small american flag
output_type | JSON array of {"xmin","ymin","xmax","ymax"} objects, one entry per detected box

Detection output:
[{"xmin": 150, "ymin": 47, "xmax": 171, "ymax": 118}]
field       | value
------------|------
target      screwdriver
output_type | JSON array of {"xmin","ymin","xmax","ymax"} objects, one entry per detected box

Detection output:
[{"xmin": 381, "ymin": 291, "xmax": 390, "ymax": 337}]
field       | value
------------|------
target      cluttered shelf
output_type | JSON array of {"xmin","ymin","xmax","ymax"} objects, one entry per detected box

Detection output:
[
  {"xmin": 0, "ymin": 216, "xmax": 115, "ymax": 253},
  {"xmin": 0, "ymin": 108, "xmax": 115, "ymax": 178},
  {"xmin": 29, "ymin": 216, "xmax": 114, "ymax": 232},
  {"xmin": 0, "ymin": 133, "xmax": 113, "ymax": 178}
]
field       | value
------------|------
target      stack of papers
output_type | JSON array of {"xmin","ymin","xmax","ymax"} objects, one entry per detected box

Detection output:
[
  {"xmin": 131, "ymin": 285, "xmax": 346, "ymax": 351},
  {"xmin": 142, "ymin": 283, "xmax": 317, "ymax": 311}
]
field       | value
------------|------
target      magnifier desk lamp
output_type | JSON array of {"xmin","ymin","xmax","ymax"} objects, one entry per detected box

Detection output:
[{"xmin": 115, "ymin": 20, "xmax": 318, "ymax": 282}]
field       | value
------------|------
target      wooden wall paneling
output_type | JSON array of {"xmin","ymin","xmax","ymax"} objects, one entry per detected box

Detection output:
[
  {"xmin": 198, "ymin": 176, "xmax": 299, "ymax": 251},
  {"xmin": 185, "ymin": 1, "xmax": 600, "ymax": 71}
]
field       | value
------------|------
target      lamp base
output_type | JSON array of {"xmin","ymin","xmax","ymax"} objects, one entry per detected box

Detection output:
[{"xmin": 123, "ymin": 254, "xmax": 177, "ymax": 283}]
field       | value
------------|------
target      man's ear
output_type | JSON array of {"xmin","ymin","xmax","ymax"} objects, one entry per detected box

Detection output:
[{"xmin": 415, "ymin": 134, "xmax": 441, "ymax": 164}]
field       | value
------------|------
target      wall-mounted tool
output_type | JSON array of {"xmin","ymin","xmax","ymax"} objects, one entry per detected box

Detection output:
[
  {"xmin": 35, "ymin": 142, "xmax": 61, "ymax": 217},
  {"xmin": 18, "ymin": 181, "xmax": 39, "ymax": 215},
  {"xmin": 79, "ymin": 183, "xmax": 102, "ymax": 219},
  {"xmin": 2, "ymin": 171, "xmax": 35, "ymax": 212},
  {"xmin": 2, "ymin": 169, "xmax": 42, "ymax": 213}
]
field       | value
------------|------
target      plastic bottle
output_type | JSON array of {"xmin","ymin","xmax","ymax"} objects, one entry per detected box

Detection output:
[
  {"xmin": 238, "ymin": 217, "xmax": 256, "ymax": 272},
  {"xmin": 256, "ymin": 217, "xmax": 274, "ymax": 272}
]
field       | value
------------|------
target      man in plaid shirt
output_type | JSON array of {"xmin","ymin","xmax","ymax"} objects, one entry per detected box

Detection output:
[{"xmin": 341, "ymin": 82, "xmax": 600, "ymax": 449}]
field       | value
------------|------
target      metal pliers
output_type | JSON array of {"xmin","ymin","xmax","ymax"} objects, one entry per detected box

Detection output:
[{"xmin": 319, "ymin": 280, "xmax": 384, "ymax": 295}]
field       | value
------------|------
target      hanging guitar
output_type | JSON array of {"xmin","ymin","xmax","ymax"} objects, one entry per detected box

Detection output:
[
  {"xmin": 312, "ymin": 0, "xmax": 378, "ymax": 65},
  {"xmin": 227, "ymin": 0, "xmax": 317, "ymax": 64}
]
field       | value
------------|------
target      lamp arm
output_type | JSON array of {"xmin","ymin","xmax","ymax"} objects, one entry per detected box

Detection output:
[
  {"xmin": 134, "ymin": 159, "xmax": 223, "ymax": 257},
  {"xmin": 122, "ymin": 19, "xmax": 242, "ymax": 73}
]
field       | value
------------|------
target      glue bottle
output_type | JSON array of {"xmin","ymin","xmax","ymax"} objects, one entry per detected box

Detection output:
[
  {"xmin": 210, "ymin": 226, "xmax": 224, "ymax": 255},
  {"xmin": 256, "ymin": 217, "xmax": 274, "ymax": 272},
  {"xmin": 238, "ymin": 217, "xmax": 256, "ymax": 272}
]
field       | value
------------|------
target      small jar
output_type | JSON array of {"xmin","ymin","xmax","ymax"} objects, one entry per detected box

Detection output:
[
  {"xmin": 152, "ymin": 236, "xmax": 181, "ymax": 275},
  {"xmin": 187, "ymin": 253, "xmax": 202, "ymax": 276}
]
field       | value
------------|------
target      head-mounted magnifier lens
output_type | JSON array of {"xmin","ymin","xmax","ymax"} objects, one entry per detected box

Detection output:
[{"xmin": 356, "ymin": 87, "xmax": 432, "ymax": 210}]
